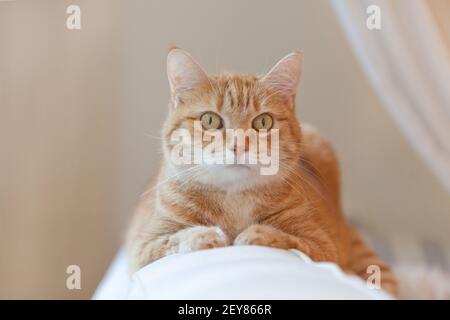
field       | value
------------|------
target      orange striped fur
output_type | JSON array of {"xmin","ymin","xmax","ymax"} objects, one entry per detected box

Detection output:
[{"xmin": 127, "ymin": 48, "xmax": 398, "ymax": 296}]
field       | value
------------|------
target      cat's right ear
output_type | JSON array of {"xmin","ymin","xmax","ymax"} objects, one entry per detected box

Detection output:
[
  {"xmin": 167, "ymin": 48, "xmax": 209, "ymax": 107},
  {"xmin": 261, "ymin": 50, "xmax": 303, "ymax": 97}
]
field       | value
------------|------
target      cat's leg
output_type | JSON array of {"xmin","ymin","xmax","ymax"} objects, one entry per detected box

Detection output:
[
  {"xmin": 346, "ymin": 228, "xmax": 398, "ymax": 297},
  {"xmin": 234, "ymin": 224, "xmax": 338, "ymax": 262},
  {"xmin": 129, "ymin": 225, "xmax": 230, "ymax": 272}
]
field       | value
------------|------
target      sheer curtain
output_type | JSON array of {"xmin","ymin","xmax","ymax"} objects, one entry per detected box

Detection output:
[{"xmin": 331, "ymin": 0, "xmax": 450, "ymax": 194}]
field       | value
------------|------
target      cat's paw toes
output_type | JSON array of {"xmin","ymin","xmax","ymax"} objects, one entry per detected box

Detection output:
[
  {"xmin": 234, "ymin": 225, "xmax": 278, "ymax": 247},
  {"xmin": 234, "ymin": 225, "xmax": 303, "ymax": 251},
  {"xmin": 178, "ymin": 226, "xmax": 229, "ymax": 253}
]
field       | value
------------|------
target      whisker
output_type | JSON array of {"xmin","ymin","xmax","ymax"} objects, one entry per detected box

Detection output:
[
  {"xmin": 144, "ymin": 132, "xmax": 165, "ymax": 141},
  {"xmin": 140, "ymin": 165, "xmax": 201, "ymax": 197},
  {"xmin": 280, "ymin": 162, "xmax": 325, "ymax": 203}
]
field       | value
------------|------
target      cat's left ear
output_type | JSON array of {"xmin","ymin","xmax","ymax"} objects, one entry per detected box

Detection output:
[
  {"xmin": 167, "ymin": 47, "xmax": 209, "ymax": 107},
  {"xmin": 261, "ymin": 50, "xmax": 304, "ymax": 97}
]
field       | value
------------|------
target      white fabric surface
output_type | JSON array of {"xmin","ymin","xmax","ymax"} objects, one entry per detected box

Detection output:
[
  {"xmin": 331, "ymin": 0, "xmax": 450, "ymax": 194},
  {"xmin": 93, "ymin": 246, "xmax": 391, "ymax": 299}
]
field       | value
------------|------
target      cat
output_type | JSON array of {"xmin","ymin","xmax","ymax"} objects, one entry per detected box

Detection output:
[{"xmin": 127, "ymin": 47, "xmax": 398, "ymax": 296}]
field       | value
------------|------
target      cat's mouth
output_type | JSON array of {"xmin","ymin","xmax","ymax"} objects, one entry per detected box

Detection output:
[{"xmin": 224, "ymin": 164, "xmax": 251, "ymax": 170}]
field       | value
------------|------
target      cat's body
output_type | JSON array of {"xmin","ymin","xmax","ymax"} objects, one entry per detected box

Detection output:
[{"xmin": 127, "ymin": 48, "xmax": 398, "ymax": 296}]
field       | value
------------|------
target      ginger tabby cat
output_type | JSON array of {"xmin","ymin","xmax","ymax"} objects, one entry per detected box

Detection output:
[{"xmin": 127, "ymin": 48, "xmax": 398, "ymax": 296}]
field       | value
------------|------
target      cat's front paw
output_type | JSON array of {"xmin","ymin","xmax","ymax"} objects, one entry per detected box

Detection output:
[
  {"xmin": 177, "ymin": 226, "xmax": 230, "ymax": 253},
  {"xmin": 234, "ymin": 225, "xmax": 309, "ymax": 253}
]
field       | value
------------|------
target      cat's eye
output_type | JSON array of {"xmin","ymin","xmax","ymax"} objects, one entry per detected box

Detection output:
[
  {"xmin": 200, "ymin": 112, "xmax": 223, "ymax": 130},
  {"xmin": 252, "ymin": 113, "xmax": 273, "ymax": 131}
]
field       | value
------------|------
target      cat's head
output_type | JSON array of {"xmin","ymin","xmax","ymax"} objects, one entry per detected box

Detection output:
[{"xmin": 162, "ymin": 48, "xmax": 304, "ymax": 190}]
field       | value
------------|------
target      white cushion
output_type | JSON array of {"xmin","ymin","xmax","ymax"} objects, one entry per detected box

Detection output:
[{"xmin": 93, "ymin": 245, "xmax": 391, "ymax": 299}]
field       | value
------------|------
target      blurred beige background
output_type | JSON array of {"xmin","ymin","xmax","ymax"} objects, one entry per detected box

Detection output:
[{"xmin": 1, "ymin": 0, "xmax": 449, "ymax": 299}]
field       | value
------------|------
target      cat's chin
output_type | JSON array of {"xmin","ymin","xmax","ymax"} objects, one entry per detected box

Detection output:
[
  {"xmin": 223, "ymin": 164, "xmax": 251, "ymax": 171},
  {"xmin": 191, "ymin": 164, "xmax": 276, "ymax": 191}
]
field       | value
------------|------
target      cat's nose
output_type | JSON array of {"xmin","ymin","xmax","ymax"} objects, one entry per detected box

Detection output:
[{"xmin": 230, "ymin": 142, "xmax": 247, "ymax": 157}]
